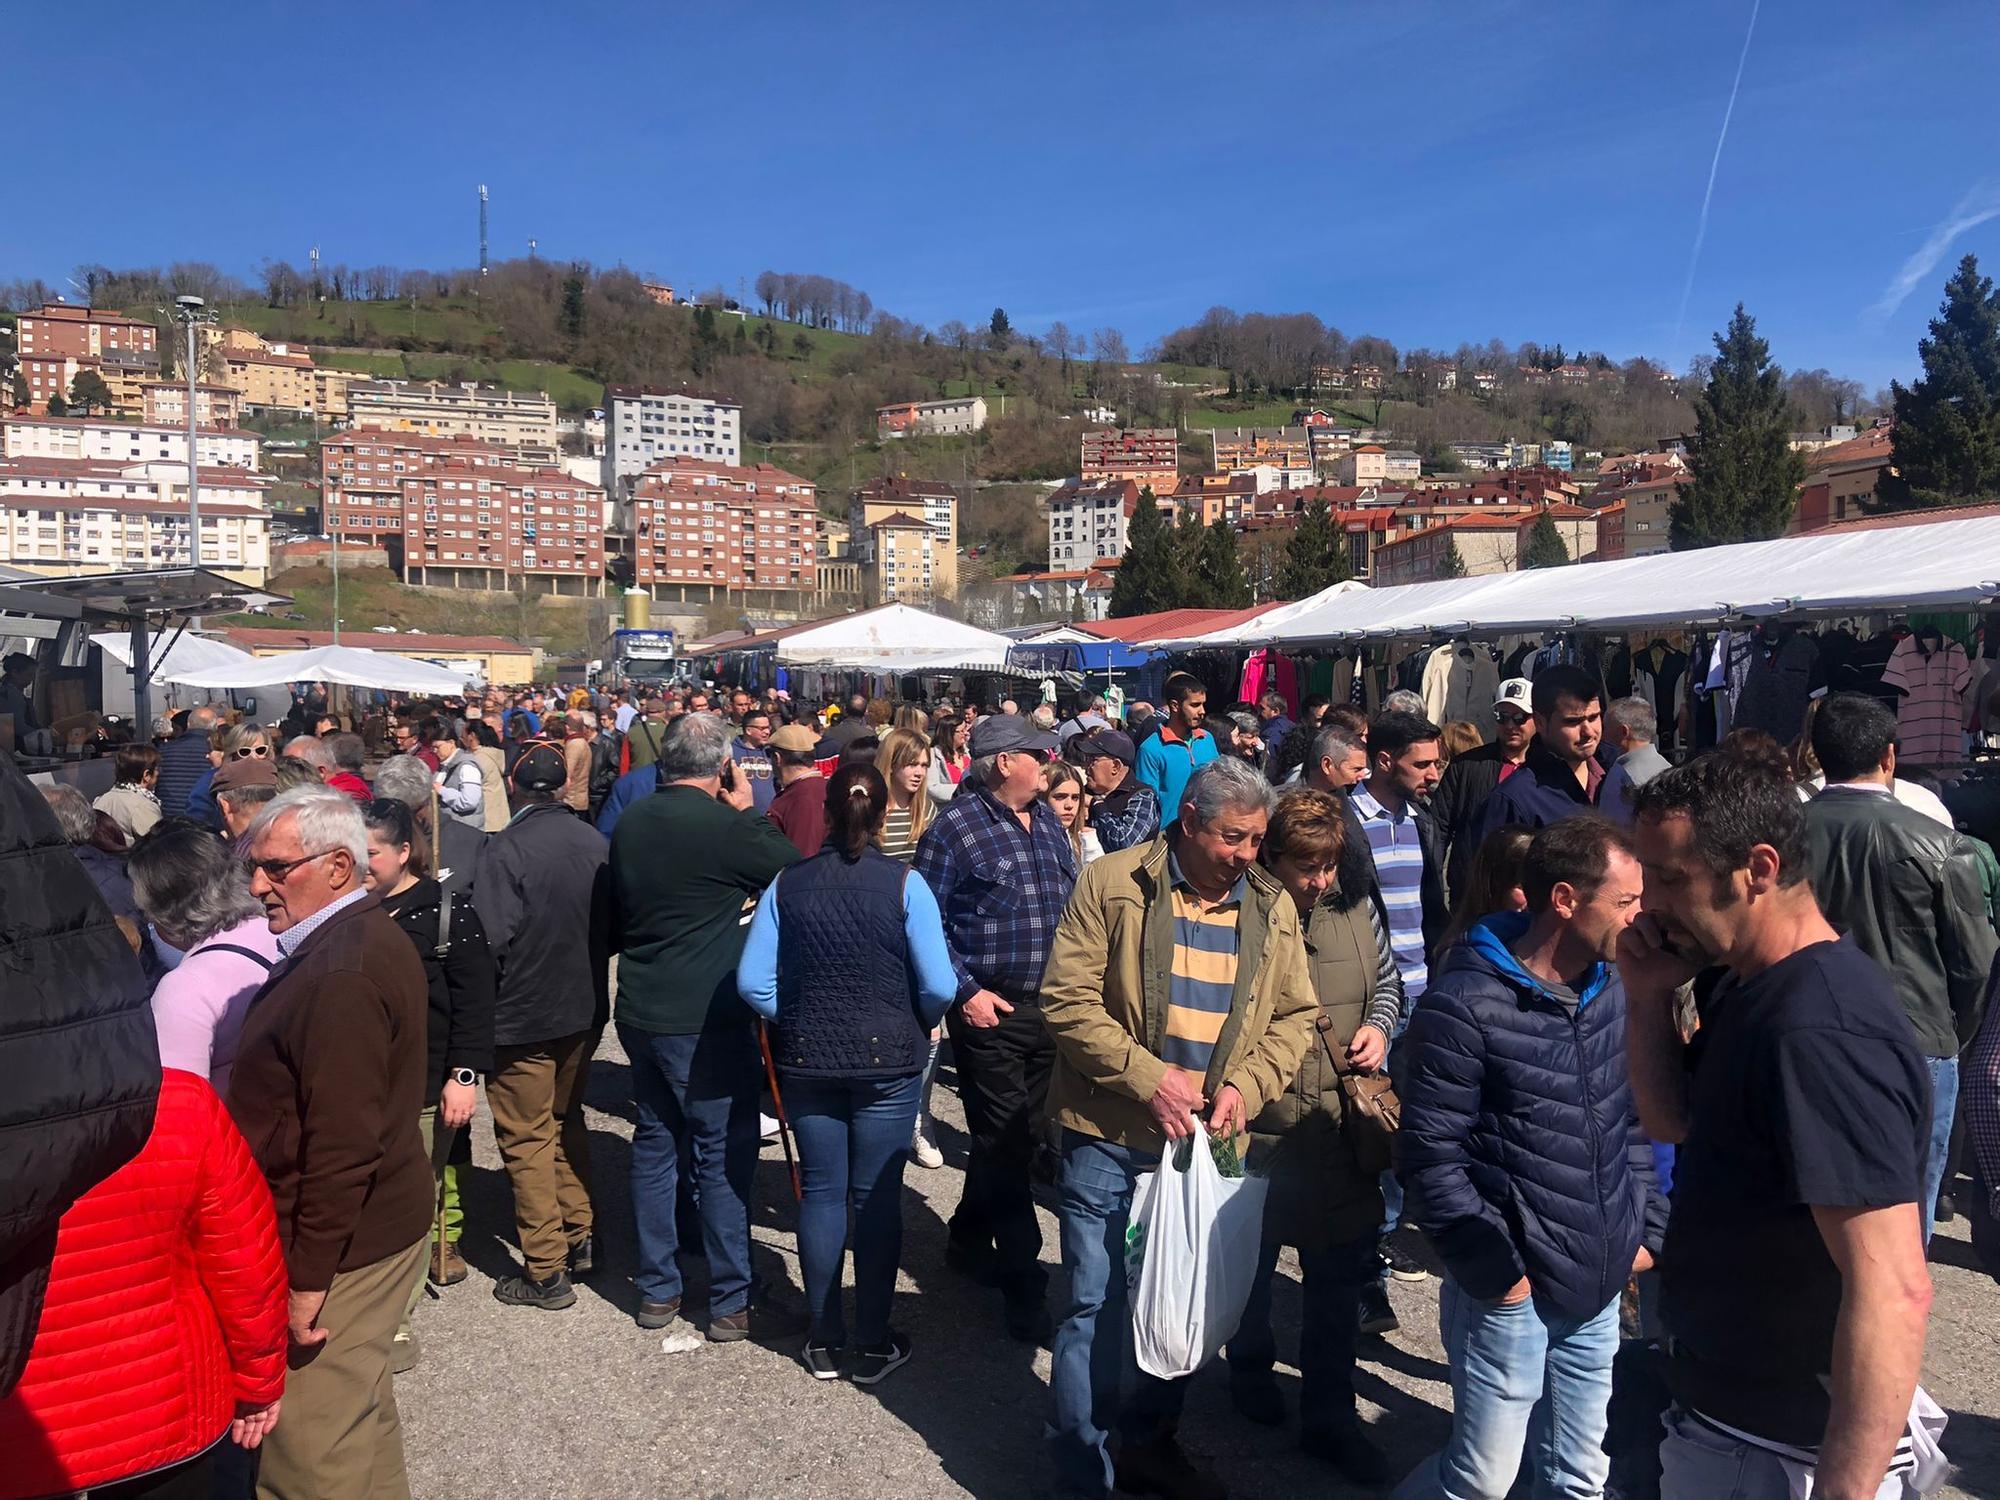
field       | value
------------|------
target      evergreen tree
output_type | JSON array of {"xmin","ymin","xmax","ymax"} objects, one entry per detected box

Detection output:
[
  {"xmin": 1669, "ymin": 304, "xmax": 1806, "ymax": 548},
  {"xmin": 989, "ymin": 307, "xmax": 1013, "ymax": 351},
  {"xmin": 45, "ymin": 393, "xmax": 68, "ymax": 418},
  {"xmin": 559, "ymin": 268, "xmax": 587, "ymax": 340},
  {"xmin": 1438, "ymin": 537, "xmax": 1468, "ymax": 579},
  {"xmin": 1191, "ymin": 517, "xmax": 1252, "ymax": 607},
  {"xmin": 1520, "ymin": 511, "xmax": 1571, "ymax": 568},
  {"xmin": 1873, "ymin": 254, "xmax": 2000, "ymax": 511},
  {"xmin": 1276, "ymin": 498, "xmax": 1352, "ymax": 600},
  {"xmin": 1108, "ymin": 486, "xmax": 1182, "ymax": 616},
  {"xmin": 9, "ymin": 371, "xmax": 27, "ymax": 409},
  {"xmin": 66, "ymin": 369, "xmax": 114, "ymax": 417}
]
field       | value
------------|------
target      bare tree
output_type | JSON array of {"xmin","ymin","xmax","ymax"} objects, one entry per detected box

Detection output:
[{"xmin": 1091, "ymin": 327, "xmax": 1129, "ymax": 364}]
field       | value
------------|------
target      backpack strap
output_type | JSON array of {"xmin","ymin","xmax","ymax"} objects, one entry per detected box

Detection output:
[
  {"xmin": 435, "ymin": 888, "xmax": 454, "ymax": 958},
  {"xmin": 203, "ymin": 943, "xmax": 277, "ymax": 970}
]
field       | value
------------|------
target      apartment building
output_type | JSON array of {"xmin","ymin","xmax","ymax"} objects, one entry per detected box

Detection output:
[
  {"xmin": 14, "ymin": 347, "xmax": 161, "ymax": 417},
  {"xmin": 847, "ymin": 474, "xmax": 958, "ymax": 598},
  {"xmin": 1047, "ymin": 478, "xmax": 1145, "ymax": 569},
  {"xmin": 202, "ymin": 330, "xmax": 363, "ymax": 420},
  {"xmin": 347, "ymin": 379, "xmax": 559, "ymax": 452},
  {"xmin": 0, "ymin": 456, "xmax": 270, "ymax": 584},
  {"xmin": 1372, "ymin": 506, "xmax": 1599, "ymax": 585},
  {"xmin": 1339, "ymin": 444, "xmax": 1426, "ymax": 486},
  {"xmin": 1791, "ymin": 424, "xmax": 1896, "ymax": 534},
  {"xmin": 142, "ymin": 382, "xmax": 243, "ymax": 427},
  {"xmin": 321, "ymin": 429, "xmax": 526, "ymax": 542},
  {"xmin": 1171, "ymin": 472, "xmax": 1260, "ymax": 527},
  {"xmin": 2, "ymin": 415, "xmax": 260, "ymax": 471},
  {"xmin": 875, "ymin": 396, "xmax": 988, "ymax": 440},
  {"xmin": 1596, "ymin": 500, "xmax": 1627, "ymax": 561},
  {"xmin": 601, "ymin": 385, "xmax": 743, "ymax": 498},
  {"xmin": 1306, "ymin": 425, "xmax": 1359, "ymax": 472},
  {"xmin": 398, "ymin": 461, "xmax": 605, "ymax": 595},
  {"xmin": 628, "ymin": 457, "xmax": 817, "ymax": 603},
  {"xmin": 1211, "ymin": 426, "xmax": 1311, "ymax": 473},
  {"xmin": 1080, "ymin": 428, "xmax": 1178, "ymax": 489},
  {"xmin": 15, "ymin": 304, "xmax": 159, "ymax": 364},
  {"xmin": 869, "ymin": 511, "xmax": 945, "ymax": 605}
]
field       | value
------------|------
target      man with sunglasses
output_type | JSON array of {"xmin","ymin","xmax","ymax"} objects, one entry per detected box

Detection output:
[{"xmin": 1431, "ymin": 678, "xmax": 1537, "ymax": 902}]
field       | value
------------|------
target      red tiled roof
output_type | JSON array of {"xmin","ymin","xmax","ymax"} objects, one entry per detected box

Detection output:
[
  {"xmin": 1806, "ymin": 426, "xmax": 1895, "ymax": 472},
  {"xmin": 403, "ymin": 460, "xmax": 601, "ymax": 491},
  {"xmin": 221, "ymin": 627, "xmax": 528, "ymax": 653},
  {"xmin": 635, "ymin": 455, "xmax": 813, "ymax": 489},
  {"xmin": 1815, "ymin": 499, "xmax": 2000, "ymax": 533},
  {"xmin": 868, "ymin": 511, "xmax": 930, "ymax": 529},
  {"xmin": 3, "ymin": 414, "xmax": 256, "ymax": 439},
  {"xmin": 1078, "ymin": 604, "xmax": 1279, "ymax": 642}
]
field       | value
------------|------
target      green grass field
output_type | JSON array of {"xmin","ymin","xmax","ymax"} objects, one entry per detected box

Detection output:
[
  {"xmin": 194, "ymin": 299, "xmax": 502, "ymax": 349},
  {"xmin": 314, "ymin": 349, "xmax": 604, "ymax": 410},
  {"xmin": 223, "ymin": 562, "xmax": 594, "ymax": 657}
]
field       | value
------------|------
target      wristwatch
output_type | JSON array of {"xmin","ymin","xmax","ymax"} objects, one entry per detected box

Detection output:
[{"xmin": 449, "ymin": 1067, "xmax": 478, "ymax": 1087}]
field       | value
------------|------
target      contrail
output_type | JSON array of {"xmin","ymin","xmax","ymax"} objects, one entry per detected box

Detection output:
[
  {"xmin": 1673, "ymin": 0, "xmax": 1763, "ymax": 359},
  {"xmin": 1870, "ymin": 182, "xmax": 2000, "ymax": 321}
]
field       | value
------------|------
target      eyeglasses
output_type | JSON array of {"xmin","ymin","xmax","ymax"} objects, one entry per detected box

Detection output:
[
  {"xmin": 233, "ymin": 744, "xmax": 272, "ymax": 758},
  {"xmin": 244, "ymin": 848, "xmax": 339, "ymax": 883}
]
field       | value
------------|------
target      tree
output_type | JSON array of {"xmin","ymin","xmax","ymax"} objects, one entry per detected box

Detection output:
[
  {"xmin": 1108, "ymin": 486, "xmax": 1183, "ymax": 616},
  {"xmin": 988, "ymin": 307, "xmax": 1013, "ymax": 351},
  {"xmin": 1669, "ymin": 304, "xmax": 1806, "ymax": 548},
  {"xmin": 66, "ymin": 368, "xmax": 114, "ymax": 417},
  {"xmin": 1192, "ymin": 516, "xmax": 1252, "ymax": 607},
  {"xmin": 558, "ymin": 267, "xmax": 587, "ymax": 341},
  {"xmin": 8, "ymin": 371, "xmax": 26, "ymax": 409},
  {"xmin": 1091, "ymin": 327, "xmax": 1129, "ymax": 365},
  {"xmin": 1276, "ymin": 498, "xmax": 1352, "ymax": 600},
  {"xmin": 44, "ymin": 393, "xmax": 68, "ymax": 417},
  {"xmin": 1873, "ymin": 254, "xmax": 2000, "ymax": 511},
  {"xmin": 1437, "ymin": 537, "xmax": 1469, "ymax": 579},
  {"xmin": 1520, "ymin": 511, "xmax": 1571, "ymax": 568}
]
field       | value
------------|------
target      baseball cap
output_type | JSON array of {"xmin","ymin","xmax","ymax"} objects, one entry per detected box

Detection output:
[
  {"xmin": 969, "ymin": 714, "xmax": 1059, "ymax": 758},
  {"xmin": 770, "ymin": 724, "xmax": 818, "ymax": 753},
  {"xmin": 213, "ymin": 755, "xmax": 277, "ymax": 793},
  {"xmin": 1494, "ymin": 678, "xmax": 1533, "ymax": 713},
  {"xmin": 1078, "ymin": 729, "xmax": 1136, "ymax": 767},
  {"xmin": 512, "ymin": 743, "xmax": 569, "ymax": 792}
]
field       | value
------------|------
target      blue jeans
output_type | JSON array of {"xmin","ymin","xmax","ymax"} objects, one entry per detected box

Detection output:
[
  {"xmin": 1227, "ymin": 1230, "xmax": 1377, "ymax": 1425},
  {"xmin": 786, "ymin": 1071, "xmax": 921, "ymax": 1349},
  {"xmin": 1658, "ymin": 1407, "xmax": 1905, "ymax": 1499},
  {"xmin": 1379, "ymin": 1032, "xmax": 1406, "ymax": 1274},
  {"xmin": 619, "ymin": 1021, "xmax": 760, "ymax": 1315},
  {"xmin": 1048, "ymin": 1131, "xmax": 1187, "ymax": 1499},
  {"xmin": 1393, "ymin": 1278, "xmax": 1620, "ymax": 1500},
  {"xmin": 1923, "ymin": 1054, "xmax": 1958, "ymax": 1245}
]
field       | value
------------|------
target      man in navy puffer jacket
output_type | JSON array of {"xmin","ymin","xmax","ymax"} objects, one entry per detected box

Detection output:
[{"xmin": 1391, "ymin": 815, "xmax": 1665, "ymax": 1500}]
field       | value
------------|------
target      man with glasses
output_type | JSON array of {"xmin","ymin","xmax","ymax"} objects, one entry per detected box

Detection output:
[
  {"xmin": 729, "ymin": 708, "xmax": 778, "ymax": 814},
  {"xmin": 226, "ymin": 787, "xmax": 433, "ymax": 1500},
  {"xmin": 1431, "ymin": 678, "xmax": 1537, "ymax": 900}
]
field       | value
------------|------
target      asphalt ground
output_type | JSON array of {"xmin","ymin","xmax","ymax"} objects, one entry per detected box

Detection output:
[{"xmin": 399, "ymin": 1028, "xmax": 2000, "ymax": 1499}]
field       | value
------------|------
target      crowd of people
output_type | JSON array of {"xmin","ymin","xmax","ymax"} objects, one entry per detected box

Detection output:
[{"xmin": 2, "ymin": 659, "xmax": 1993, "ymax": 1500}]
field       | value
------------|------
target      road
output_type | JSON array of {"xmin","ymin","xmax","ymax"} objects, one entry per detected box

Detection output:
[{"xmin": 398, "ymin": 1029, "xmax": 2000, "ymax": 1499}]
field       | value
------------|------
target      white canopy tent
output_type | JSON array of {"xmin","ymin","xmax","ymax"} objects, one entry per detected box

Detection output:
[
  {"xmin": 159, "ymin": 643, "xmax": 475, "ymax": 694},
  {"xmin": 93, "ymin": 630, "xmax": 259, "ymax": 681},
  {"xmin": 776, "ymin": 604, "xmax": 1017, "ymax": 673}
]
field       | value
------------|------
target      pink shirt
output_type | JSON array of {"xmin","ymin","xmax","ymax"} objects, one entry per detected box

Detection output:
[{"xmin": 149, "ymin": 916, "xmax": 282, "ymax": 1097}]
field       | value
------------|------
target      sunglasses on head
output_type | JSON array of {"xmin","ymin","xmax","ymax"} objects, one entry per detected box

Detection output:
[{"xmin": 1494, "ymin": 709, "xmax": 1530, "ymax": 726}]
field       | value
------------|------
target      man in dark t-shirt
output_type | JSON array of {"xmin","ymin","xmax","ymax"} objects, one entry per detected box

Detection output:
[{"xmin": 1620, "ymin": 754, "xmax": 1935, "ymax": 1500}]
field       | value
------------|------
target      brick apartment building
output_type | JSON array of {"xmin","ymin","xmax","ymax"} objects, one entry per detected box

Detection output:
[
  {"xmin": 15, "ymin": 304, "xmax": 159, "ymax": 363},
  {"xmin": 320, "ymin": 429, "xmax": 534, "ymax": 544},
  {"xmin": 1080, "ymin": 428, "xmax": 1178, "ymax": 490},
  {"xmin": 628, "ymin": 457, "xmax": 817, "ymax": 605},
  {"xmin": 347, "ymin": 379, "xmax": 559, "ymax": 452},
  {"xmin": 398, "ymin": 461, "xmax": 605, "ymax": 595},
  {"xmin": 601, "ymin": 385, "xmax": 743, "ymax": 498}
]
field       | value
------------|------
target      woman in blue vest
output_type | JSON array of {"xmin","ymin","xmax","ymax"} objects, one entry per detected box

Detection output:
[{"xmin": 737, "ymin": 763, "xmax": 957, "ymax": 1385}]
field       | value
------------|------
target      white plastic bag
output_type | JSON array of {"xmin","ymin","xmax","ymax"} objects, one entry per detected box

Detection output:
[{"xmin": 1125, "ymin": 1134, "xmax": 1269, "ymax": 1379}]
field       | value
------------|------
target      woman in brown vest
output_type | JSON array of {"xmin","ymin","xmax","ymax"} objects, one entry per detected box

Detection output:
[{"xmin": 1225, "ymin": 789, "xmax": 1404, "ymax": 1486}]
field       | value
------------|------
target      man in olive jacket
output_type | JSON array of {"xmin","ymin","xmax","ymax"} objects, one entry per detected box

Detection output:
[{"xmin": 1040, "ymin": 758, "xmax": 1317, "ymax": 1500}]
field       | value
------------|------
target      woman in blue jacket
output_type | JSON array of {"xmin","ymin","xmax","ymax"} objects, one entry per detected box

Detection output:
[{"xmin": 738, "ymin": 763, "xmax": 957, "ymax": 1386}]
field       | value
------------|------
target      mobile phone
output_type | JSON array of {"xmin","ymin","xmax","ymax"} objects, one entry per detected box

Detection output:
[{"xmin": 719, "ymin": 761, "xmax": 739, "ymax": 792}]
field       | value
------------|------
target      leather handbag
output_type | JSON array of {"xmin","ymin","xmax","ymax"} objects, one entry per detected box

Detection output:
[{"xmin": 1323, "ymin": 1022, "xmax": 1400, "ymax": 1175}]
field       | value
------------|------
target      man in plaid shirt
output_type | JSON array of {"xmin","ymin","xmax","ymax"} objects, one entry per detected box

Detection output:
[{"xmin": 915, "ymin": 713, "xmax": 1078, "ymax": 1342}]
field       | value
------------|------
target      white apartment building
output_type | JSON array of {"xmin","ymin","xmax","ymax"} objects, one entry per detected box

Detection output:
[
  {"xmin": 1047, "ymin": 478, "xmax": 1140, "ymax": 569},
  {"xmin": 0, "ymin": 457, "xmax": 271, "ymax": 583},
  {"xmin": 1, "ymin": 416, "xmax": 261, "ymax": 471},
  {"xmin": 602, "ymin": 385, "xmax": 743, "ymax": 498}
]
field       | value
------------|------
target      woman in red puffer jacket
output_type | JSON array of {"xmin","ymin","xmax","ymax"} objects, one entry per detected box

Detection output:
[{"xmin": 0, "ymin": 1069, "xmax": 288, "ymax": 1500}]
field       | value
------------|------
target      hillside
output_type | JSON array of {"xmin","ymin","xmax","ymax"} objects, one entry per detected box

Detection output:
[{"xmin": 223, "ymin": 561, "xmax": 599, "ymax": 657}]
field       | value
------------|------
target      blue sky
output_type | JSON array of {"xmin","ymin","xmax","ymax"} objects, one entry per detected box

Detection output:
[{"xmin": 3, "ymin": 1, "xmax": 1994, "ymax": 389}]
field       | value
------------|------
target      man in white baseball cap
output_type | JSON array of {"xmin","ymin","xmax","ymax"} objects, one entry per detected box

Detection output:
[{"xmin": 1431, "ymin": 678, "xmax": 1538, "ymax": 899}]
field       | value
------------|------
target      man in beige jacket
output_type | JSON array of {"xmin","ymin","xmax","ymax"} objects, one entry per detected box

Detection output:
[{"xmin": 1041, "ymin": 758, "xmax": 1317, "ymax": 1500}]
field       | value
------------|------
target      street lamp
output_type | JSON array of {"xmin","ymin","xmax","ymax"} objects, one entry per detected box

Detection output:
[{"xmin": 173, "ymin": 295, "xmax": 212, "ymax": 570}]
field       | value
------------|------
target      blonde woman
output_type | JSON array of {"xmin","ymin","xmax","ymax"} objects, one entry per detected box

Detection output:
[
  {"xmin": 187, "ymin": 720, "xmax": 271, "ymax": 828},
  {"xmin": 1040, "ymin": 760, "xmax": 1104, "ymax": 866},
  {"xmin": 874, "ymin": 728, "xmax": 934, "ymax": 863}
]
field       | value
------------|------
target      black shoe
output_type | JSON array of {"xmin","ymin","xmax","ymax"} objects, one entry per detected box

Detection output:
[
  {"xmin": 567, "ymin": 1234, "xmax": 598, "ymax": 1278},
  {"xmin": 1228, "ymin": 1372, "xmax": 1286, "ymax": 1427},
  {"xmin": 1936, "ymin": 1191, "xmax": 1959, "ymax": 1224},
  {"xmin": 492, "ymin": 1270, "xmax": 577, "ymax": 1310},
  {"xmin": 1358, "ymin": 1280, "xmax": 1399, "ymax": 1336},
  {"xmin": 1114, "ymin": 1427, "xmax": 1228, "ymax": 1500},
  {"xmin": 850, "ymin": 1331, "xmax": 912, "ymax": 1386},
  {"xmin": 945, "ymin": 1236, "xmax": 999, "ymax": 1286},
  {"xmin": 1003, "ymin": 1290, "xmax": 1054, "ymax": 1344},
  {"xmin": 1379, "ymin": 1231, "xmax": 1430, "ymax": 1282},
  {"xmin": 636, "ymin": 1296, "xmax": 681, "ymax": 1330},
  {"xmin": 801, "ymin": 1342, "xmax": 842, "ymax": 1380},
  {"xmin": 1301, "ymin": 1416, "xmax": 1394, "ymax": 1486}
]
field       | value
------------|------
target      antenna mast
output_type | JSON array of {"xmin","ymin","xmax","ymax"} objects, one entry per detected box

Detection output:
[{"xmin": 478, "ymin": 185, "xmax": 489, "ymax": 278}]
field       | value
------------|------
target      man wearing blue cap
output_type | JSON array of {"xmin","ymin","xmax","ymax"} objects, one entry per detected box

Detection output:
[{"xmin": 1081, "ymin": 731, "xmax": 1160, "ymax": 854}]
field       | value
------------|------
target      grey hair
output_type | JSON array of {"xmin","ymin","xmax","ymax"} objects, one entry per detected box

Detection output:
[
  {"xmin": 243, "ymin": 786, "xmax": 368, "ymax": 867},
  {"xmin": 40, "ymin": 784, "xmax": 96, "ymax": 844},
  {"xmin": 1224, "ymin": 710, "xmax": 1260, "ymax": 738},
  {"xmin": 1029, "ymin": 705, "xmax": 1058, "ymax": 731},
  {"xmin": 129, "ymin": 824, "xmax": 264, "ymax": 950},
  {"xmin": 282, "ymin": 734, "xmax": 333, "ymax": 772},
  {"xmin": 1181, "ymin": 757, "xmax": 1276, "ymax": 824},
  {"xmin": 216, "ymin": 782, "xmax": 276, "ymax": 815},
  {"xmin": 1383, "ymin": 689, "xmax": 1426, "ymax": 716},
  {"xmin": 1312, "ymin": 722, "xmax": 1366, "ymax": 768},
  {"xmin": 657, "ymin": 711, "xmax": 733, "ymax": 781},
  {"xmin": 970, "ymin": 753, "xmax": 1003, "ymax": 787},
  {"xmin": 372, "ymin": 754, "xmax": 434, "ymax": 812},
  {"xmin": 186, "ymin": 704, "xmax": 220, "ymax": 733},
  {"xmin": 1607, "ymin": 695, "xmax": 1658, "ymax": 743},
  {"xmin": 327, "ymin": 732, "xmax": 366, "ymax": 772}
]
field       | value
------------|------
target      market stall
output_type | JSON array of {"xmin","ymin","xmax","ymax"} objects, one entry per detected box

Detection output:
[{"xmin": 160, "ymin": 642, "xmax": 475, "ymax": 695}]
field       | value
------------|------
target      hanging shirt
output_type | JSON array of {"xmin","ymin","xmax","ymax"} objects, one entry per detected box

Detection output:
[{"xmin": 1883, "ymin": 634, "xmax": 1971, "ymax": 769}]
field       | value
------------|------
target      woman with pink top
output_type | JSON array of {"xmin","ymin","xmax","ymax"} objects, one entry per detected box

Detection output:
[{"xmin": 128, "ymin": 823, "xmax": 281, "ymax": 1093}]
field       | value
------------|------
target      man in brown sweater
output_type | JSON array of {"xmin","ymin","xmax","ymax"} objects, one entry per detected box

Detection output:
[{"xmin": 228, "ymin": 787, "xmax": 433, "ymax": 1500}]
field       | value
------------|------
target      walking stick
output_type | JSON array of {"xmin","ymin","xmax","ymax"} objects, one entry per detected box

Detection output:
[{"xmin": 757, "ymin": 1021, "xmax": 802, "ymax": 1204}]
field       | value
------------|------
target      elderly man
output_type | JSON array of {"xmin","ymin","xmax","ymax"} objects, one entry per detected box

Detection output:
[
  {"xmin": 213, "ymin": 754, "xmax": 278, "ymax": 842},
  {"xmin": 1040, "ymin": 758, "xmax": 1317, "ymax": 1500},
  {"xmin": 227, "ymin": 788, "xmax": 433, "ymax": 1500},
  {"xmin": 915, "ymin": 713, "xmax": 1079, "ymax": 1342},
  {"xmin": 282, "ymin": 732, "xmax": 335, "ymax": 783},
  {"xmin": 326, "ymin": 732, "xmax": 373, "ymax": 803},
  {"xmin": 610, "ymin": 712, "xmax": 800, "ymax": 1336},
  {"xmin": 1301, "ymin": 719, "xmax": 1369, "ymax": 796},
  {"xmin": 1599, "ymin": 695, "xmax": 1670, "ymax": 830},
  {"xmin": 765, "ymin": 722, "xmax": 829, "ymax": 856},
  {"xmin": 155, "ymin": 702, "xmax": 219, "ymax": 820},
  {"xmin": 1080, "ymin": 729, "xmax": 1159, "ymax": 854}
]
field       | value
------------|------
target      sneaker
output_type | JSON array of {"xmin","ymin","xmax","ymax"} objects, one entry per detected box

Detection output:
[
  {"xmin": 1358, "ymin": 1280, "xmax": 1399, "ymax": 1337},
  {"xmin": 567, "ymin": 1234, "xmax": 598, "ymax": 1279},
  {"xmin": 760, "ymin": 1112, "xmax": 783, "ymax": 1139},
  {"xmin": 801, "ymin": 1342, "xmax": 843, "ymax": 1381},
  {"xmin": 1114, "ymin": 1427, "xmax": 1227, "ymax": 1500},
  {"xmin": 428, "ymin": 1240, "xmax": 468, "ymax": 1287},
  {"xmin": 1380, "ymin": 1231, "xmax": 1430, "ymax": 1283},
  {"xmin": 636, "ymin": 1296, "xmax": 681, "ymax": 1330},
  {"xmin": 492, "ymin": 1270, "xmax": 576, "ymax": 1310},
  {"xmin": 1300, "ymin": 1416, "xmax": 1394, "ymax": 1486},
  {"xmin": 1228, "ymin": 1372, "xmax": 1286, "ymax": 1427},
  {"xmin": 911, "ymin": 1132, "xmax": 945, "ymax": 1170},
  {"xmin": 708, "ymin": 1304, "xmax": 807, "ymax": 1343},
  {"xmin": 389, "ymin": 1331, "xmax": 420, "ymax": 1374},
  {"xmin": 850, "ymin": 1331, "xmax": 912, "ymax": 1386}
]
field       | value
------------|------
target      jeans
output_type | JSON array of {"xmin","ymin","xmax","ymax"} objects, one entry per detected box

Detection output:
[
  {"xmin": 1227, "ymin": 1230, "xmax": 1378, "ymax": 1426},
  {"xmin": 786, "ymin": 1071, "xmax": 922, "ymax": 1349},
  {"xmin": 620, "ymin": 1020, "xmax": 760, "ymax": 1315},
  {"xmin": 1393, "ymin": 1278, "xmax": 1621, "ymax": 1500},
  {"xmin": 1379, "ymin": 1032, "xmax": 1406, "ymax": 1273},
  {"xmin": 1048, "ymin": 1131, "xmax": 1188, "ymax": 1499},
  {"xmin": 915, "ymin": 1034, "xmax": 943, "ymax": 1145},
  {"xmin": 945, "ymin": 997, "xmax": 1054, "ymax": 1293},
  {"xmin": 1657, "ymin": 1407, "xmax": 1904, "ymax": 1499},
  {"xmin": 1923, "ymin": 1054, "xmax": 1959, "ymax": 1244}
]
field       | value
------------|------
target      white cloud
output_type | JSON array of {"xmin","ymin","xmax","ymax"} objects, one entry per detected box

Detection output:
[{"xmin": 1870, "ymin": 182, "xmax": 2000, "ymax": 321}]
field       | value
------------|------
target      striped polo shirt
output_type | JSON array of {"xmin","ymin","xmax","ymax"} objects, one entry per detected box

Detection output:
[
  {"xmin": 1161, "ymin": 849, "xmax": 1244, "ymax": 1077},
  {"xmin": 1352, "ymin": 781, "xmax": 1428, "ymax": 1010}
]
